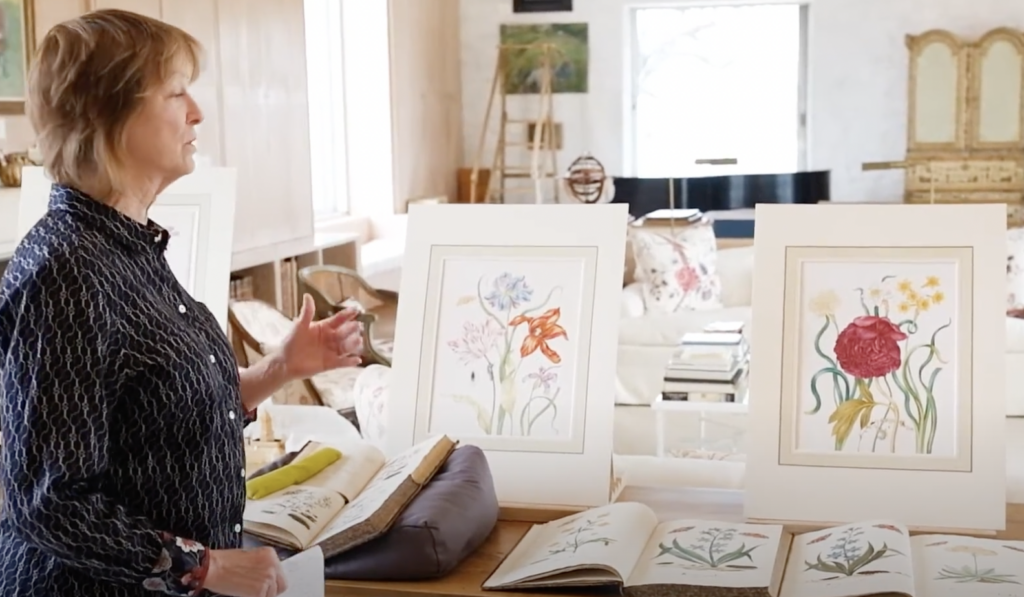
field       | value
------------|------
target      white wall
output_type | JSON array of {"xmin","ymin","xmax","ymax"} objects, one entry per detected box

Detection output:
[{"xmin": 460, "ymin": 0, "xmax": 1024, "ymax": 203}]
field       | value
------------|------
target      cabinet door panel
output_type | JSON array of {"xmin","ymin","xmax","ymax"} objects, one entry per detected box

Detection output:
[
  {"xmin": 906, "ymin": 30, "xmax": 967, "ymax": 151},
  {"xmin": 969, "ymin": 28, "xmax": 1024, "ymax": 150},
  {"xmin": 217, "ymin": 0, "xmax": 313, "ymax": 254},
  {"xmin": 159, "ymin": 0, "xmax": 225, "ymax": 167},
  {"xmin": 34, "ymin": 0, "xmax": 87, "ymax": 41},
  {"xmin": 88, "ymin": 0, "xmax": 161, "ymax": 17}
]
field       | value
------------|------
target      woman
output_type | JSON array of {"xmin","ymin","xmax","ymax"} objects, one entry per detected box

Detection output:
[{"xmin": 0, "ymin": 10, "xmax": 363, "ymax": 597}]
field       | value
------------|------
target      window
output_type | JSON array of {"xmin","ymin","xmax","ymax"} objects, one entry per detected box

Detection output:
[
  {"xmin": 304, "ymin": 0, "xmax": 349, "ymax": 218},
  {"xmin": 629, "ymin": 3, "xmax": 807, "ymax": 177}
]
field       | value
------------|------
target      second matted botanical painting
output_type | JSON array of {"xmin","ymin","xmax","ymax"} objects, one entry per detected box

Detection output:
[
  {"xmin": 412, "ymin": 245, "xmax": 596, "ymax": 454},
  {"xmin": 778, "ymin": 246, "xmax": 973, "ymax": 473}
]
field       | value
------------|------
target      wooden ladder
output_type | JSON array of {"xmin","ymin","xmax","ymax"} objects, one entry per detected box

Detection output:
[{"xmin": 469, "ymin": 43, "xmax": 560, "ymax": 204}]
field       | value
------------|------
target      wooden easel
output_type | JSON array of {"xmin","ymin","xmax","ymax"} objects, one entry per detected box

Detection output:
[{"xmin": 469, "ymin": 43, "xmax": 560, "ymax": 204}]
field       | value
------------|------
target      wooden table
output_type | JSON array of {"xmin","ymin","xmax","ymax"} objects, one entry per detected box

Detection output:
[{"xmin": 324, "ymin": 486, "xmax": 1024, "ymax": 597}]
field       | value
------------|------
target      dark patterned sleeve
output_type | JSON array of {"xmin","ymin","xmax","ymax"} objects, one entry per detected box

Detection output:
[{"xmin": 0, "ymin": 264, "xmax": 209, "ymax": 595}]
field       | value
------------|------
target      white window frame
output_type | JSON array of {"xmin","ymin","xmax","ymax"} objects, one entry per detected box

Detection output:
[
  {"xmin": 305, "ymin": 0, "xmax": 350, "ymax": 223},
  {"xmin": 624, "ymin": 1, "xmax": 810, "ymax": 176}
]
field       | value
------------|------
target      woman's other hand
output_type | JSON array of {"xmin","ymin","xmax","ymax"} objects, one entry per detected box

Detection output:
[
  {"xmin": 203, "ymin": 547, "xmax": 288, "ymax": 597},
  {"xmin": 281, "ymin": 294, "xmax": 365, "ymax": 379}
]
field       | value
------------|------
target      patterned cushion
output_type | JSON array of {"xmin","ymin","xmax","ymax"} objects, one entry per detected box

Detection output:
[{"xmin": 628, "ymin": 219, "xmax": 723, "ymax": 314}]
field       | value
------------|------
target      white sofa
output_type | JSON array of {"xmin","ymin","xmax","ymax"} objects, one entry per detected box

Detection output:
[{"xmin": 617, "ymin": 245, "xmax": 1024, "ymax": 416}]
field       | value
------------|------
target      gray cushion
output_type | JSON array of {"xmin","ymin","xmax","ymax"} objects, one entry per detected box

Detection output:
[{"xmin": 244, "ymin": 444, "xmax": 499, "ymax": 580}]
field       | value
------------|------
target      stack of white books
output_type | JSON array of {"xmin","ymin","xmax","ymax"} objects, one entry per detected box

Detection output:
[{"xmin": 662, "ymin": 332, "xmax": 749, "ymax": 402}]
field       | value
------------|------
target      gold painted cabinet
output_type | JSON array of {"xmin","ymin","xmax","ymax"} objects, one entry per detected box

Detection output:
[{"xmin": 905, "ymin": 28, "xmax": 1024, "ymax": 205}]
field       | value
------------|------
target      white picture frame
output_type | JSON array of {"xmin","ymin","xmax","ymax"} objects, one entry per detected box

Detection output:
[
  {"xmin": 385, "ymin": 203, "xmax": 628, "ymax": 508},
  {"xmin": 746, "ymin": 203, "xmax": 1006, "ymax": 532},
  {"xmin": 18, "ymin": 166, "xmax": 237, "ymax": 333}
]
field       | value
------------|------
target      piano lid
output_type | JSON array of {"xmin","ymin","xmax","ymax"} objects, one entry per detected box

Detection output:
[{"xmin": 610, "ymin": 170, "xmax": 830, "ymax": 220}]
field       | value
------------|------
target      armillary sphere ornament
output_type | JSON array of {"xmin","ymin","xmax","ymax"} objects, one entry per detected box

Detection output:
[{"xmin": 563, "ymin": 153, "xmax": 610, "ymax": 204}]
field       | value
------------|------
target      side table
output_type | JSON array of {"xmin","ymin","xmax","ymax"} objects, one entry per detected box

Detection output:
[{"xmin": 651, "ymin": 392, "xmax": 749, "ymax": 457}]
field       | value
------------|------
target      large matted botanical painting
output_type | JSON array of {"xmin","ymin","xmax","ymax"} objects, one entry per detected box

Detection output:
[
  {"xmin": 779, "ymin": 247, "xmax": 973, "ymax": 472},
  {"xmin": 414, "ymin": 245, "xmax": 596, "ymax": 453}
]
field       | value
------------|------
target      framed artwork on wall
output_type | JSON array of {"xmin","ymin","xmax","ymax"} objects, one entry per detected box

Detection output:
[
  {"xmin": 513, "ymin": 0, "xmax": 572, "ymax": 13},
  {"xmin": 386, "ymin": 203, "xmax": 628, "ymax": 508},
  {"xmin": 745, "ymin": 203, "xmax": 1006, "ymax": 532},
  {"xmin": 500, "ymin": 23, "xmax": 588, "ymax": 94},
  {"xmin": 18, "ymin": 166, "xmax": 238, "ymax": 332},
  {"xmin": 0, "ymin": 0, "xmax": 35, "ymax": 115}
]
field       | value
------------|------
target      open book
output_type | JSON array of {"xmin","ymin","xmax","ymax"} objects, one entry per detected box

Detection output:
[
  {"xmin": 243, "ymin": 434, "xmax": 456, "ymax": 558},
  {"xmin": 483, "ymin": 502, "xmax": 1024, "ymax": 597}
]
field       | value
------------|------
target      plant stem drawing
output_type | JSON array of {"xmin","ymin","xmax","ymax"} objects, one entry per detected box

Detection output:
[
  {"xmin": 652, "ymin": 527, "xmax": 765, "ymax": 571},
  {"xmin": 929, "ymin": 542, "xmax": 1021, "ymax": 585},
  {"xmin": 527, "ymin": 512, "xmax": 615, "ymax": 565},
  {"xmin": 805, "ymin": 274, "xmax": 950, "ymax": 453},
  {"xmin": 804, "ymin": 525, "xmax": 905, "ymax": 581},
  {"xmin": 446, "ymin": 271, "xmax": 569, "ymax": 437}
]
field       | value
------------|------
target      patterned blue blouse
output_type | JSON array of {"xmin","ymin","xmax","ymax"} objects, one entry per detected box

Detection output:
[{"xmin": 0, "ymin": 185, "xmax": 252, "ymax": 596}]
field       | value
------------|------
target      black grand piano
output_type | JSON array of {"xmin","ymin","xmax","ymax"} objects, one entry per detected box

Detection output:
[{"xmin": 610, "ymin": 170, "xmax": 830, "ymax": 221}]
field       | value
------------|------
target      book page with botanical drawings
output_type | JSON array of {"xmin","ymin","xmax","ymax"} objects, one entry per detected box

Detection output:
[
  {"xmin": 911, "ymin": 534, "xmax": 1024, "ymax": 595},
  {"xmin": 781, "ymin": 521, "xmax": 914, "ymax": 597},
  {"xmin": 625, "ymin": 520, "xmax": 788, "ymax": 591},
  {"xmin": 485, "ymin": 502, "xmax": 659, "ymax": 588}
]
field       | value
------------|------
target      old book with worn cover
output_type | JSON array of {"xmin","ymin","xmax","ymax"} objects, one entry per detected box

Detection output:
[
  {"xmin": 483, "ymin": 502, "xmax": 1024, "ymax": 596},
  {"xmin": 243, "ymin": 434, "xmax": 456, "ymax": 558}
]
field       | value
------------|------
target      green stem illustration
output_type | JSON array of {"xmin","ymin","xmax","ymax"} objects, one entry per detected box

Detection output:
[
  {"xmin": 898, "ymin": 320, "xmax": 949, "ymax": 454},
  {"xmin": 519, "ymin": 388, "xmax": 560, "ymax": 436},
  {"xmin": 484, "ymin": 358, "xmax": 497, "ymax": 434},
  {"xmin": 807, "ymin": 316, "xmax": 852, "ymax": 415}
]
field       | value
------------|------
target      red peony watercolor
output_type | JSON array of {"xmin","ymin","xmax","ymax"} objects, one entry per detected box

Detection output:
[{"xmin": 833, "ymin": 315, "xmax": 908, "ymax": 379}]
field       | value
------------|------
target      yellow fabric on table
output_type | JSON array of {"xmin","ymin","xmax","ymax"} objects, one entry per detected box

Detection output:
[{"xmin": 246, "ymin": 447, "xmax": 342, "ymax": 500}]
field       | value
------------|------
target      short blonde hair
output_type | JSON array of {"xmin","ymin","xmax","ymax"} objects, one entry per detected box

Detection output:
[{"xmin": 27, "ymin": 9, "xmax": 202, "ymax": 197}]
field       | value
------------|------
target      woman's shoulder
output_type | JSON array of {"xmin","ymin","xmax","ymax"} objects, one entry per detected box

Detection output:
[{"xmin": 1, "ymin": 226, "xmax": 109, "ymax": 312}]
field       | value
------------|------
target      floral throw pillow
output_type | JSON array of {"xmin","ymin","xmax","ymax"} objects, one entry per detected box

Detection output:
[
  {"xmin": 1008, "ymin": 228, "xmax": 1024, "ymax": 311},
  {"xmin": 628, "ymin": 220, "xmax": 723, "ymax": 314}
]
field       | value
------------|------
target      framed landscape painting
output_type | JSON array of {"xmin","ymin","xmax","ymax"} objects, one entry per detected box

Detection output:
[
  {"xmin": 745, "ymin": 204, "xmax": 1006, "ymax": 532},
  {"xmin": 18, "ymin": 166, "xmax": 238, "ymax": 332},
  {"xmin": 386, "ymin": 203, "xmax": 627, "ymax": 508},
  {"xmin": 499, "ymin": 23, "xmax": 588, "ymax": 94}
]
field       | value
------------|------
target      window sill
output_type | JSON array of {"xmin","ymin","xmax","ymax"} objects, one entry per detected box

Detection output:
[{"xmin": 315, "ymin": 214, "xmax": 371, "ymax": 242}]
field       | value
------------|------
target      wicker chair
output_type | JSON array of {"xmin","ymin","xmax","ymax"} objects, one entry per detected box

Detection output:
[
  {"xmin": 297, "ymin": 264, "xmax": 397, "ymax": 367},
  {"xmin": 227, "ymin": 298, "xmax": 361, "ymax": 429}
]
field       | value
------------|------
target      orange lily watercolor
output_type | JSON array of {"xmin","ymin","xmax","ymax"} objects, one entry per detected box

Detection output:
[{"xmin": 509, "ymin": 307, "xmax": 568, "ymax": 364}]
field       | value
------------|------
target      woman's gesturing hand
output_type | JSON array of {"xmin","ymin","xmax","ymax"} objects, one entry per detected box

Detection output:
[
  {"xmin": 280, "ymin": 294, "xmax": 364, "ymax": 379},
  {"xmin": 203, "ymin": 547, "xmax": 288, "ymax": 597}
]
